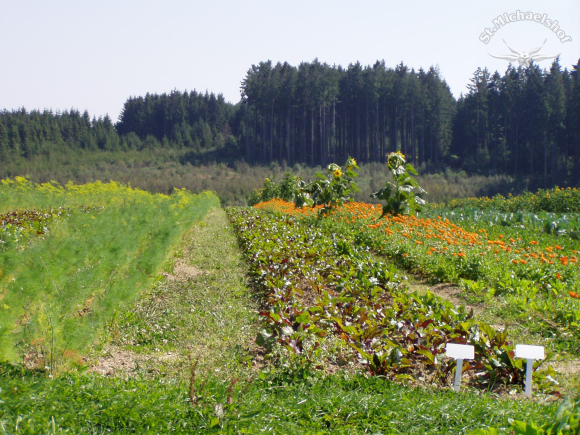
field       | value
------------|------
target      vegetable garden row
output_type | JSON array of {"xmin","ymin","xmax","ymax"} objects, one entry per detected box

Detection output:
[{"xmin": 227, "ymin": 202, "xmax": 572, "ymax": 394}]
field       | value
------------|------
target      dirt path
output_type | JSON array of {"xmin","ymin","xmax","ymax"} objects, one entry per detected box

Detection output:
[
  {"xmin": 89, "ymin": 207, "xmax": 260, "ymax": 380},
  {"xmin": 406, "ymin": 278, "xmax": 486, "ymax": 317}
]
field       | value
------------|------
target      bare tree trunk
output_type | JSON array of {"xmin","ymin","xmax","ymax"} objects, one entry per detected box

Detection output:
[
  {"xmin": 357, "ymin": 107, "xmax": 361, "ymax": 161},
  {"xmin": 311, "ymin": 110, "xmax": 315, "ymax": 167},
  {"xmin": 375, "ymin": 99, "xmax": 379, "ymax": 161},
  {"xmin": 530, "ymin": 138, "xmax": 534, "ymax": 179},
  {"xmin": 320, "ymin": 104, "xmax": 324, "ymax": 165},
  {"xmin": 476, "ymin": 106, "xmax": 480, "ymax": 172},
  {"xmin": 245, "ymin": 105, "xmax": 251, "ymax": 162},
  {"xmin": 286, "ymin": 101, "xmax": 291, "ymax": 165},
  {"xmin": 515, "ymin": 123, "xmax": 519, "ymax": 177},
  {"xmin": 410, "ymin": 98, "xmax": 415, "ymax": 164},
  {"xmin": 269, "ymin": 105, "xmax": 274, "ymax": 163},
  {"xmin": 332, "ymin": 97, "xmax": 336, "ymax": 162}
]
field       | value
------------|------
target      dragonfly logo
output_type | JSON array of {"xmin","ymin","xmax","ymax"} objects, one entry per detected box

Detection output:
[{"xmin": 488, "ymin": 39, "xmax": 561, "ymax": 67}]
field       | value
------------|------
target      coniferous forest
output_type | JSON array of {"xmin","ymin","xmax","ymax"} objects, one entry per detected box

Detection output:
[{"xmin": 1, "ymin": 58, "xmax": 579, "ymax": 187}]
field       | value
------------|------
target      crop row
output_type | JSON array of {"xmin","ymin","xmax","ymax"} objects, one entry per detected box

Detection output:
[
  {"xmin": 422, "ymin": 207, "xmax": 580, "ymax": 239},
  {"xmin": 0, "ymin": 179, "xmax": 220, "ymax": 364},
  {"xmin": 439, "ymin": 186, "xmax": 580, "ymax": 213},
  {"xmin": 227, "ymin": 206, "xmax": 557, "ymax": 391},
  {"xmin": 254, "ymin": 199, "xmax": 580, "ymax": 352}
]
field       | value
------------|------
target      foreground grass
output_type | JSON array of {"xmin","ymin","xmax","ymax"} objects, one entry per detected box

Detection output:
[{"xmin": 0, "ymin": 363, "xmax": 559, "ymax": 434}]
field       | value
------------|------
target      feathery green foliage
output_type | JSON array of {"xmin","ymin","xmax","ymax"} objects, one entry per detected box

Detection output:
[{"xmin": 0, "ymin": 178, "xmax": 218, "ymax": 365}]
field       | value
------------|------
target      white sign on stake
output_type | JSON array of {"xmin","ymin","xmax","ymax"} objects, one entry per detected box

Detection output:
[
  {"xmin": 446, "ymin": 343, "xmax": 474, "ymax": 392},
  {"xmin": 515, "ymin": 344, "xmax": 545, "ymax": 398}
]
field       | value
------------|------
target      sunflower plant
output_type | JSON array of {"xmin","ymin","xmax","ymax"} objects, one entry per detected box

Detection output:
[
  {"xmin": 300, "ymin": 157, "xmax": 359, "ymax": 216},
  {"xmin": 371, "ymin": 151, "xmax": 426, "ymax": 217}
]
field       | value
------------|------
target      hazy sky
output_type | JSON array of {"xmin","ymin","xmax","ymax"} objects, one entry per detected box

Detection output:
[{"xmin": 1, "ymin": 0, "xmax": 579, "ymax": 121}]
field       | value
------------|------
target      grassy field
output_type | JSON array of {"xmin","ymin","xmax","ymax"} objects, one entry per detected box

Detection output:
[
  {"xmin": 1, "ymin": 179, "xmax": 579, "ymax": 434},
  {"xmin": 0, "ymin": 177, "xmax": 219, "ymax": 366}
]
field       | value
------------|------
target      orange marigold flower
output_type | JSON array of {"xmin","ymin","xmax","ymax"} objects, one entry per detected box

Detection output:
[
  {"xmin": 570, "ymin": 256, "xmax": 578, "ymax": 263},
  {"xmin": 555, "ymin": 245, "xmax": 563, "ymax": 250},
  {"xmin": 510, "ymin": 238, "xmax": 515, "ymax": 242},
  {"xmin": 494, "ymin": 249, "xmax": 499, "ymax": 254},
  {"xmin": 512, "ymin": 259, "xmax": 518, "ymax": 264},
  {"xmin": 556, "ymin": 273, "xmax": 561, "ymax": 280},
  {"xmin": 530, "ymin": 241, "xmax": 539, "ymax": 245},
  {"xmin": 561, "ymin": 257, "xmax": 569, "ymax": 266},
  {"xmin": 499, "ymin": 235, "xmax": 504, "ymax": 238},
  {"xmin": 402, "ymin": 253, "xmax": 409, "ymax": 257},
  {"xmin": 569, "ymin": 291, "xmax": 579, "ymax": 298},
  {"xmin": 427, "ymin": 251, "xmax": 432, "ymax": 256},
  {"xmin": 520, "ymin": 259, "xmax": 527, "ymax": 264},
  {"xmin": 546, "ymin": 246, "xmax": 553, "ymax": 252},
  {"xmin": 548, "ymin": 253, "xmax": 555, "ymax": 258}
]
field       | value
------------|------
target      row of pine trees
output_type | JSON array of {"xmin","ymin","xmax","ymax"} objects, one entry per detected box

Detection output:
[
  {"xmin": 240, "ymin": 60, "xmax": 455, "ymax": 168},
  {"xmin": 452, "ymin": 62, "xmax": 580, "ymax": 186},
  {"xmin": 1, "ymin": 58, "xmax": 579, "ymax": 185}
]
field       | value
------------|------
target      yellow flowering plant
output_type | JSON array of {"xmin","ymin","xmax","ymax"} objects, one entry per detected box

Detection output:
[
  {"xmin": 371, "ymin": 151, "xmax": 426, "ymax": 217},
  {"xmin": 300, "ymin": 157, "xmax": 359, "ymax": 216}
]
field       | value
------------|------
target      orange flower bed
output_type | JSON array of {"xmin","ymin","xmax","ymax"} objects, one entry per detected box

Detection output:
[{"xmin": 253, "ymin": 199, "xmax": 580, "ymax": 276}]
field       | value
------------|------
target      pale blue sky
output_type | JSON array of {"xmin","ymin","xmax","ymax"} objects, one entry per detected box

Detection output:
[{"xmin": 1, "ymin": 0, "xmax": 578, "ymax": 121}]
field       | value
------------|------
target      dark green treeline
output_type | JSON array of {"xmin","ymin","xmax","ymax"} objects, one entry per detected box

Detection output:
[
  {"xmin": 0, "ymin": 109, "xmax": 120, "ymax": 156},
  {"xmin": 452, "ymin": 60, "xmax": 580, "ymax": 186},
  {"xmin": 240, "ymin": 60, "xmax": 455, "ymax": 168},
  {"xmin": 0, "ymin": 90, "xmax": 241, "ymax": 163},
  {"xmin": 1, "ymin": 58, "xmax": 579, "ymax": 185},
  {"xmin": 115, "ymin": 90, "xmax": 242, "ymax": 158}
]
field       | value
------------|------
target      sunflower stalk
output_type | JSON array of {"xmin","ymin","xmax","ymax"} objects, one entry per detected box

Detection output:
[
  {"xmin": 371, "ymin": 152, "xmax": 427, "ymax": 217},
  {"xmin": 299, "ymin": 157, "xmax": 359, "ymax": 217}
]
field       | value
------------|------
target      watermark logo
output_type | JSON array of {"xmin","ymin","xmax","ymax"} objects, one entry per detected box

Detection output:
[
  {"xmin": 479, "ymin": 11, "xmax": 572, "ymax": 45},
  {"xmin": 488, "ymin": 39, "xmax": 561, "ymax": 67}
]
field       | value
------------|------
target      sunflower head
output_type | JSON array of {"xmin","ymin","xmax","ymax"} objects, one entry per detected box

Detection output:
[
  {"xmin": 387, "ymin": 151, "xmax": 406, "ymax": 170},
  {"xmin": 327, "ymin": 163, "xmax": 340, "ymax": 173},
  {"xmin": 346, "ymin": 157, "xmax": 358, "ymax": 170},
  {"xmin": 333, "ymin": 169, "xmax": 342, "ymax": 178}
]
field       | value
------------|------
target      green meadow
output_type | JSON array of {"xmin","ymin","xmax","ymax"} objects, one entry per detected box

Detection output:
[{"xmin": 0, "ymin": 177, "xmax": 218, "ymax": 366}]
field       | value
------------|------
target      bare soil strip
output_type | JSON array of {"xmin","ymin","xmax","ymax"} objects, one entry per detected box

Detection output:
[{"xmin": 90, "ymin": 208, "xmax": 260, "ymax": 381}]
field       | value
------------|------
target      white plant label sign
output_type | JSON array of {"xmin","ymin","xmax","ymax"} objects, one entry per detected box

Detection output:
[
  {"xmin": 446, "ymin": 343, "xmax": 474, "ymax": 392},
  {"xmin": 515, "ymin": 344, "xmax": 545, "ymax": 398}
]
